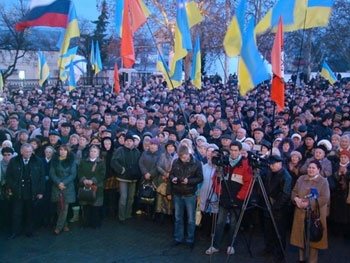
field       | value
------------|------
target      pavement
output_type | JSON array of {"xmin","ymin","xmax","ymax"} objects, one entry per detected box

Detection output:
[{"xmin": 0, "ymin": 213, "xmax": 349, "ymax": 263}]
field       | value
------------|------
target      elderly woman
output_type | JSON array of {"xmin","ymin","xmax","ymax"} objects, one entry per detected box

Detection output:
[
  {"xmin": 50, "ymin": 145, "xmax": 77, "ymax": 235},
  {"xmin": 78, "ymin": 145, "xmax": 106, "ymax": 228},
  {"xmin": 156, "ymin": 140, "xmax": 178, "ymax": 222},
  {"xmin": 287, "ymin": 151, "xmax": 303, "ymax": 188},
  {"xmin": 138, "ymin": 137, "xmax": 161, "ymax": 217},
  {"xmin": 299, "ymin": 145, "xmax": 332, "ymax": 178},
  {"xmin": 290, "ymin": 160, "xmax": 330, "ymax": 263}
]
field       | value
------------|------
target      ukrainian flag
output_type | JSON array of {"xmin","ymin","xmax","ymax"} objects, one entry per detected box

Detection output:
[
  {"xmin": 239, "ymin": 19, "xmax": 270, "ymax": 96},
  {"xmin": 304, "ymin": 0, "xmax": 334, "ymax": 29},
  {"xmin": 115, "ymin": 0, "xmax": 125, "ymax": 38},
  {"xmin": 156, "ymin": 54, "xmax": 173, "ymax": 90},
  {"xmin": 223, "ymin": 0, "xmax": 246, "ymax": 58},
  {"xmin": 170, "ymin": 0, "xmax": 202, "ymax": 88},
  {"xmin": 58, "ymin": 46, "xmax": 78, "ymax": 81},
  {"xmin": 57, "ymin": 2, "xmax": 80, "ymax": 81},
  {"xmin": 37, "ymin": 51, "xmax": 50, "ymax": 87},
  {"xmin": 255, "ymin": 0, "xmax": 306, "ymax": 35},
  {"xmin": 68, "ymin": 60, "xmax": 76, "ymax": 91},
  {"xmin": 191, "ymin": 35, "xmax": 201, "ymax": 89},
  {"xmin": 94, "ymin": 41, "xmax": 103, "ymax": 75},
  {"xmin": 321, "ymin": 61, "xmax": 337, "ymax": 85}
]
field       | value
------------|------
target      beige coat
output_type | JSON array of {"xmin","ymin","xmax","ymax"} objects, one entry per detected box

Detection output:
[{"xmin": 290, "ymin": 174, "xmax": 330, "ymax": 249}]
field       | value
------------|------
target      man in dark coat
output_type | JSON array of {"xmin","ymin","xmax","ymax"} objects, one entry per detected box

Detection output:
[
  {"xmin": 166, "ymin": 145, "xmax": 203, "ymax": 249},
  {"xmin": 6, "ymin": 143, "xmax": 45, "ymax": 239},
  {"xmin": 261, "ymin": 155, "xmax": 292, "ymax": 263}
]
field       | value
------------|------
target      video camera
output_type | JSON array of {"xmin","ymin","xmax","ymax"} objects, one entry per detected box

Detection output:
[
  {"xmin": 212, "ymin": 149, "xmax": 230, "ymax": 167},
  {"xmin": 247, "ymin": 151, "xmax": 268, "ymax": 169}
]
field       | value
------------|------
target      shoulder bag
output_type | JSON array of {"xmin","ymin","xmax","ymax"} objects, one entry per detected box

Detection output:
[{"xmin": 305, "ymin": 199, "xmax": 323, "ymax": 242}]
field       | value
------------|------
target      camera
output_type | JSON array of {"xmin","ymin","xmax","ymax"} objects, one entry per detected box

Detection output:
[
  {"xmin": 212, "ymin": 149, "xmax": 230, "ymax": 167},
  {"xmin": 247, "ymin": 151, "xmax": 268, "ymax": 169}
]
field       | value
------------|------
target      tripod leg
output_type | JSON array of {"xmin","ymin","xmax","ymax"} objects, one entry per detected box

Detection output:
[
  {"xmin": 257, "ymin": 175, "xmax": 287, "ymax": 262},
  {"xmin": 225, "ymin": 176, "xmax": 257, "ymax": 262}
]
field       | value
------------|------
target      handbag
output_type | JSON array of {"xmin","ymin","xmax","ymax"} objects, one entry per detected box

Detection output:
[
  {"xmin": 78, "ymin": 185, "xmax": 97, "ymax": 202},
  {"xmin": 78, "ymin": 162, "xmax": 98, "ymax": 203},
  {"xmin": 305, "ymin": 199, "xmax": 323, "ymax": 242},
  {"xmin": 138, "ymin": 181, "xmax": 156, "ymax": 205}
]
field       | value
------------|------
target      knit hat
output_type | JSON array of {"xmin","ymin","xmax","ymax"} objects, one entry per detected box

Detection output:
[{"xmin": 125, "ymin": 132, "xmax": 134, "ymax": 141}]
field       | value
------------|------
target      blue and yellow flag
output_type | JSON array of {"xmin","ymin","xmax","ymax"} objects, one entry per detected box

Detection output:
[
  {"xmin": 115, "ymin": 0, "xmax": 125, "ymax": 38},
  {"xmin": 321, "ymin": 61, "xmax": 337, "ymax": 85},
  {"xmin": 157, "ymin": 54, "xmax": 174, "ymax": 90},
  {"xmin": 223, "ymin": 0, "xmax": 246, "ymax": 57},
  {"xmin": 58, "ymin": 46, "xmax": 78, "ymax": 81},
  {"xmin": 57, "ymin": 2, "xmax": 80, "ymax": 81},
  {"xmin": 94, "ymin": 41, "xmax": 103, "ymax": 75},
  {"xmin": 255, "ymin": 0, "xmax": 306, "ymax": 35},
  {"xmin": 68, "ymin": 60, "xmax": 76, "ymax": 91},
  {"xmin": 239, "ymin": 19, "xmax": 270, "ymax": 96},
  {"xmin": 191, "ymin": 35, "xmax": 201, "ymax": 89},
  {"xmin": 0, "ymin": 69, "xmax": 4, "ymax": 92},
  {"xmin": 37, "ymin": 51, "xmax": 50, "ymax": 87},
  {"xmin": 170, "ymin": 0, "xmax": 203, "ymax": 88},
  {"xmin": 285, "ymin": 0, "xmax": 334, "ymax": 31}
]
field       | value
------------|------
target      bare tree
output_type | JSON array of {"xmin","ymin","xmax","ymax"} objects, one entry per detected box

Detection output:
[{"xmin": 0, "ymin": 0, "xmax": 32, "ymax": 81}]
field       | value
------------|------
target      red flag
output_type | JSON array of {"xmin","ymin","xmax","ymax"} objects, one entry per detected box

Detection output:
[
  {"xmin": 129, "ymin": 0, "xmax": 148, "ymax": 32},
  {"xmin": 120, "ymin": 0, "xmax": 135, "ymax": 68},
  {"xmin": 114, "ymin": 62, "xmax": 120, "ymax": 94},
  {"xmin": 271, "ymin": 17, "xmax": 285, "ymax": 112}
]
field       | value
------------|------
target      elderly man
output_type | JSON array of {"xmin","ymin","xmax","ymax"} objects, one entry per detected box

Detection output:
[{"xmin": 6, "ymin": 143, "xmax": 45, "ymax": 239}]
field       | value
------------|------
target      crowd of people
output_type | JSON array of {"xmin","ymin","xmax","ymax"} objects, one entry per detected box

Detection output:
[{"xmin": 0, "ymin": 72, "xmax": 349, "ymax": 263}]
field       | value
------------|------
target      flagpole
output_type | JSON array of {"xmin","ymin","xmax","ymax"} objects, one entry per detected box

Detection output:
[
  {"xmin": 145, "ymin": 21, "xmax": 202, "ymax": 156},
  {"xmin": 295, "ymin": 8, "xmax": 309, "ymax": 86},
  {"xmin": 145, "ymin": 22, "xmax": 176, "ymax": 91}
]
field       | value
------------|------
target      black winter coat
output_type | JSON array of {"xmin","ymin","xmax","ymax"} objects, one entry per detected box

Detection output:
[
  {"xmin": 167, "ymin": 155, "xmax": 203, "ymax": 196},
  {"xmin": 6, "ymin": 154, "xmax": 45, "ymax": 200}
]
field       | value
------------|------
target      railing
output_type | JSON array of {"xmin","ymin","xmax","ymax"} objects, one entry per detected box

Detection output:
[{"xmin": 6, "ymin": 77, "xmax": 110, "ymax": 90}]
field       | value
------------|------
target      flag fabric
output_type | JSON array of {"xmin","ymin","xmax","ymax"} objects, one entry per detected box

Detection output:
[
  {"xmin": 94, "ymin": 41, "xmax": 103, "ymax": 75},
  {"xmin": 271, "ymin": 17, "xmax": 285, "ymax": 112},
  {"xmin": 284, "ymin": 0, "xmax": 334, "ymax": 31},
  {"xmin": 303, "ymin": 0, "xmax": 333, "ymax": 29},
  {"xmin": 115, "ymin": 0, "xmax": 125, "ymax": 38},
  {"xmin": 0, "ymin": 70, "xmax": 4, "ymax": 92},
  {"xmin": 119, "ymin": 0, "xmax": 150, "ymax": 68},
  {"xmin": 37, "ymin": 51, "xmax": 50, "ymax": 87},
  {"xmin": 170, "ymin": 0, "xmax": 203, "ymax": 88},
  {"xmin": 15, "ymin": 0, "xmax": 71, "ymax": 31},
  {"xmin": 191, "ymin": 35, "xmax": 201, "ymax": 89},
  {"xmin": 255, "ymin": 0, "xmax": 306, "ymax": 35},
  {"xmin": 223, "ymin": 0, "xmax": 246, "ymax": 57},
  {"xmin": 68, "ymin": 60, "xmax": 76, "ymax": 91},
  {"xmin": 114, "ymin": 62, "xmax": 120, "ymax": 94},
  {"xmin": 90, "ymin": 41, "xmax": 95, "ymax": 70},
  {"xmin": 238, "ymin": 18, "xmax": 270, "ymax": 96},
  {"xmin": 57, "ymin": 2, "xmax": 79, "ymax": 81},
  {"xmin": 321, "ymin": 61, "xmax": 337, "ymax": 85},
  {"xmin": 156, "ymin": 54, "xmax": 173, "ymax": 90},
  {"xmin": 58, "ymin": 46, "xmax": 78, "ymax": 81}
]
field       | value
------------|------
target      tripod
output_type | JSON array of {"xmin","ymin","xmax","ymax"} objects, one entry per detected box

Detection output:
[
  {"xmin": 206, "ymin": 166, "xmax": 255, "ymax": 262},
  {"xmin": 226, "ymin": 167, "xmax": 287, "ymax": 262}
]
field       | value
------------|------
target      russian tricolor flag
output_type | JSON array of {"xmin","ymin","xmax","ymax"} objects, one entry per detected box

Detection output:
[{"xmin": 15, "ymin": 0, "xmax": 71, "ymax": 31}]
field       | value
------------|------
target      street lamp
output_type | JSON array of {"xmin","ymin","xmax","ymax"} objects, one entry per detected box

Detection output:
[{"xmin": 18, "ymin": 70, "xmax": 25, "ymax": 88}]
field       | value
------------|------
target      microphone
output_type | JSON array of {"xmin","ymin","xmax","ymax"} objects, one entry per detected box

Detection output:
[{"xmin": 304, "ymin": 188, "xmax": 319, "ymax": 199}]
